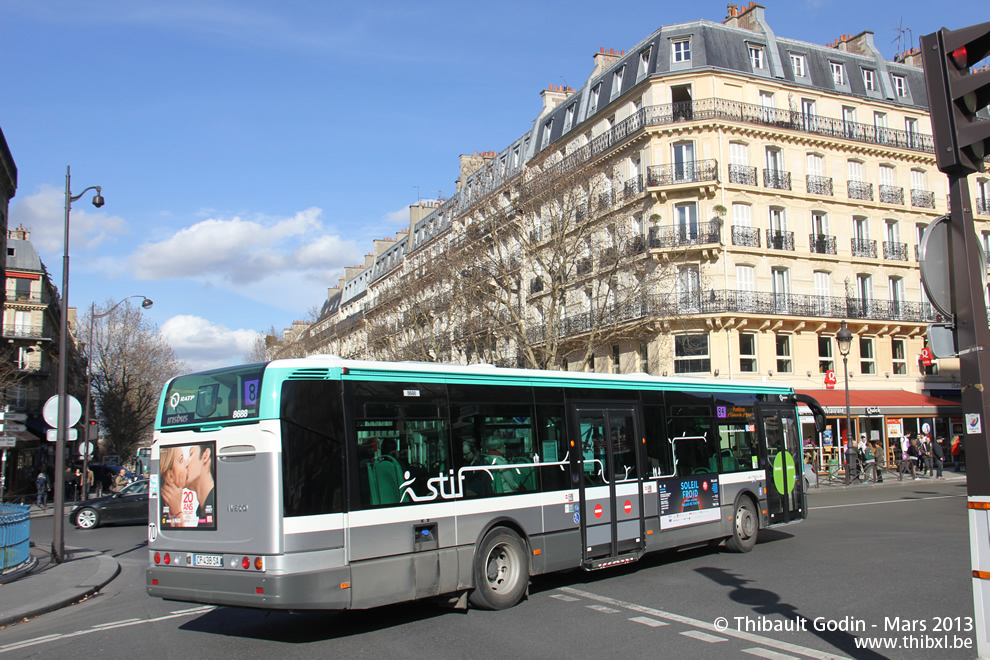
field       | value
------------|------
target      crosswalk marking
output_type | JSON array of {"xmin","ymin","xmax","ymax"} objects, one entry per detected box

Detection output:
[
  {"xmin": 681, "ymin": 630, "xmax": 727, "ymax": 643},
  {"xmin": 629, "ymin": 616, "xmax": 668, "ymax": 627}
]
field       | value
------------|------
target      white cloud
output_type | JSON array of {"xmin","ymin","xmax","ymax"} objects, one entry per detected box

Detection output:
[
  {"xmin": 9, "ymin": 184, "xmax": 129, "ymax": 253},
  {"xmin": 160, "ymin": 315, "xmax": 261, "ymax": 372},
  {"xmin": 383, "ymin": 206, "xmax": 408, "ymax": 224},
  {"xmin": 129, "ymin": 208, "xmax": 361, "ymax": 287}
]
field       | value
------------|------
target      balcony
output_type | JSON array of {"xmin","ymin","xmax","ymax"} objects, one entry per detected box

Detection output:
[
  {"xmin": 851, "ymin": 238, "xmax": 877, "ymax": 259},
  {"xmin": 622, "ymin": 175, "xmax": 644, "ymax": 201},
  {"xmin": 978, "ymin": 197, "xmax": 990, "ymax": 216},
  {"xmin": 883, "ymin": 241, "xmax": 909, "ymax": 261},
  {"xmin": 806, "ymin": 175, "xmax": 833, "ymax": 196},
  {"xmin": 645, "ymin": 160, "xmax": 718, "ymax": 201},
  {"xmin": 766, "ymin": 230, "xmax": 795, "ymax": 251},
  {"xmin": 648, "ymin": 220, "xmax": 722, "ymax": 262},
  {"xmin": 848, "ymin": 181, "xmax": 874, "ymax": 201},
  {"xmin": 4, "ymin": 291, "xmax": 43, "ymax": 304},
  {"xmin": 763, "ymin": 169, "xmax": 791, "ymax": 191},
  {"xmin": 879, "ymin": 185, "xmax": 904, "ymax": 205},
  {"xmin": 2, "ymin": 325, "xmax": 51, "ymax": 340},
  {"xmin": 809, "ymin": 234, "xmax": 837, "ymax": 255},
  {"xmin": 728, "ymin": 164, "xmax": 757, "ymax": 186},
  {"xmin": 598, "ymin": 189, "xmax": 615, "ymax": 210},
  {"xmin": 705, "ymin": 290, "xmax": 937, "ymax": 322},
  {"xmin": 530, "ymin": 278, "xmax": 545, "ymax": 294},
  {"xmin": 911, "ymin": 189, "xmax": 936, "ymax": 209},
  {"xmin": 732, "ymin": 226, "xmax": 761, "ymax": 248}
]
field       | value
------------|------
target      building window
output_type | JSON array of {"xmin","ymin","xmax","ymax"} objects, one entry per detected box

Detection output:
[
  {"xmin": 818, "ymin": 335, "xmax": 834, "ymax": 373},
  {"xmin": 892, "ymin": 338, "xmax": 907, "ymax": 375},
  {"xmin": 830, "ymin": 61, "xmax": 845, "ymax": 86},
  {"xmin": 638, "ymin": 339, "xmax": 649, "ymax": 372},
  {"xmin": 790, "ymin": 53, "xmax": 806, "ymax": 77},
  {"xmin": 860, "ymin": 337, "xmax": 876, "ymax": 374},
  {"xmin": 750, "ymin": 46, "xmax": 765, "ymax": 69},
  {"xmin": 612, "ymin": 66, "xmax": 624, "ymax": 95},
  {"xmin": 674, "ymin": 333, "xmax": 710, "ymax": 374},
  {"xmin": 677, "ymin": 265, "xmax": 701, "ymax": 313},
  {"xmin": 589, "ymin": 84, "xmax": 601, "ymax": 114},
  {"xmin": 639, "ymin": 47, "xmax": 652, "ymax": 76},
  {"xmin": 863, "ymin": 69, "xmax": 876, "ymax": 91},
  {"xmin": 541, "ymin": 118, "xmax": 553, "ymax": 149},
  {"xmin": 563, "ymin": 104, "xmax": 575, "ymax": 131},
  {"xmin": 776, "ymin": 334, "xmax": 792, "ymax": 373},
  {"xmin": 612, "ymin": 345, "xmax": 620, "ymax": 374},
  {"xmin": 893, "ymin": 75, "xmax": 907, "ymax": 97},
  {"xmin": 672, "ymin": 39, "xmax": 691, "ymax": 63},
  {"xmin": 739, "ymin": 333, "xmax": 757, "ymax": 372}
]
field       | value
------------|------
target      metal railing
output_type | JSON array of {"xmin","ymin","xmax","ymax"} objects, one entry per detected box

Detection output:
[
  {"xmin": 911, "ymin": 189, "xmax": 936, "ymax": 209},
  {"xmin": 851, "ymin": 238, "xmax": 877, "ymax": 258},
  {"xmin": 978, "ymin": 197, "xmax": 990, "ymax": 216},
  {"xmin": 732, "ymin": 226, "xmax": 761, "ymax": 248},
  {"xmin": 766, "ymin": 230, "xmax": 795, "ymax": 251},
  {"xmin": 0, "ymin": 504, "xmax": 30, "ymax": 571},
  {"xmin": 763, "ymin": 169, "xmax": 791, "ymax": 190},
  {"xmin": 4, "ymin": 291, "xmax": 43, "ymax": 304},
  {"xmin": 728, "ymin": 164, "xmax": 757, "ymax": 186},
  {"xmin": 806, "ymin": 175, "xmax": 833, "ymax": 196},
  {"xmin": 2, "ymin": 326, "xmax": 50, "ymax": 340},
  {"xmin": 648, "ymin": 220, "xmax": 721, "ymax": 249},
  {"xmin": 848, "ymin": 181, "xmax": 874, "ymax": 201},
  {"xmin": 883, "ymin": 241, "xmax": 909, "ymax": 261},
  {"xmin": 646, "ymin": 160, "xmax": 718, "ymax": 187},
  {"xmin": 623, "ymin": 175, "xmax": 644, "ymax": 199},
  {"xmin": 809, "ymin": 234, "xmax": 837, "ymax": 255},
  {"xmin": 879, "ymin": 185, "xmax": 904, "ymax": 205}
]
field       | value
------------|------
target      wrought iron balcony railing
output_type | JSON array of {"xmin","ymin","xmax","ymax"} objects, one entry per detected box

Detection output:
[
  {"xmin": 598, "ymin": 189, "xmax": 615, "ymax": 209},
  {"xmin": 648, "ymin": 219, "xmax": 721, "ymax": 249},
  {"xmin": 879, "ymin": 185, "xmax": 904, "ymax": 205},
  {"xmin": 806, "ymin": 175, "xmax": 833, "ymax": 196},
  {"xmin": 2, "ymin": 326, "xmax": 50, "ymax": 340},
  {"xmin": 728, "ymin": 164, "xmax": 757, "ymax": 186},
  {"xmin": 809, "ymin": 234, "xmax": 837, "ymax": 255},
  {"xmin": 911, "ymin": 189, "xmax": 936, "ymax": 209},
  {"xmin": 766, "ymin": 230, "xmax": 795, "ymax": 251},
  {"xmin": 646, "ymin": 159, "xmax": 718, "ymax": 187},
  {"xmin": 763, "ymin": 169, "xmax": 791, "ymax": 190},
  {"xmin": 623, "ymin": 175, "xmax": 644, "ymax": 199},
  {"xmin": 883, "ymin": 241, "xmax": 909, "ymax": 261},
  {"xmin": 978, "ymin": 197, "xmax": 990, "ymax": 216},
  {"xmin": 732, "ymin": 226, "xmax": 761, "ymax": 248},
  {"xmin": 851, "ymin": 238, "xmax": 877, "ymax": 258},
  {"xmin": 4, "ymin": 291, "xmax": 43, "ymax": 304},
  {"xmin": 848, "ymin": 181, "xmax": 874, "ymax": 201}
]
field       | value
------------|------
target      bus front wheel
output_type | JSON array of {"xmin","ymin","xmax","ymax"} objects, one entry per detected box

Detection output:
[
  {"xmin": 725, "ymin": 499, "xmax": 758, "ymax": 553},
  {"xmin": 469, "ymin": 527, "xmax": 529, "ymax": 610}
]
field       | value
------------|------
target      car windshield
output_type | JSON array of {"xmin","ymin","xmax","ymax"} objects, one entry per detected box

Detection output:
[{"xmin": 121, "ymin": 481, "xmax": 148, "ymax": 496}]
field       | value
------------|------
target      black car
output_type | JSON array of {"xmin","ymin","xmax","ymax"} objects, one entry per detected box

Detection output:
[{"xmin": 70, "ymin": 479, "xmax": 149, "ymax": 529}]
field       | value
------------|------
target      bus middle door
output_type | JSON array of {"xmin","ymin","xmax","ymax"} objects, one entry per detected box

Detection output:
[{"xmin": 574, "ymin": 407, "xmax": 645, "ymax": 568}]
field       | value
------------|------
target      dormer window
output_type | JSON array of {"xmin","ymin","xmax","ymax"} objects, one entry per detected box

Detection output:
[
  {"xmin": 563, "ymin": 104, "xmax": 575, "ymax": 131},
  {"xmin": 830, "ymin": 61, "xmax": 845, "ymax": 86},
  {"xmin": 672, "ymin": 39, "xmax": 690, "ymax": 63},
  {"xmin": 892, "ymin": 74, "xmax": 907, "ymax": 97},
  {"xmin": 790, "ymin": 53, "xmax": 806, "ymax": 77},
  {"xmin": 639, "ymin": 47, "xmax": 652, "ymax": 76},
  {"xmin": 863, "ymin": 68, "xmax": 876, "ymax": 91},
  {"xmin": 749, "ymin": 46, "xmax": 765, "ymax": 69},
  {"xmin": 541, "ymin": 118, "xmax": 554, "ymax": 149},
  {"xmin": 612, "ymin": 66, "xmax": 624, "ymax": 96},
  {"xmin": 589, "ymin": 83, "xmax": 602, "ymax": 114}
]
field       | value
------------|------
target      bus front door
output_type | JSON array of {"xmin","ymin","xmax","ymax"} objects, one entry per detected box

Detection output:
[
  {"xmin": 574, "ymin": 407, "xmax": 645, "ymax": 568},
  {"xmin": 758, "ymin": 405, "xmax": 805, "ymax": 525}
]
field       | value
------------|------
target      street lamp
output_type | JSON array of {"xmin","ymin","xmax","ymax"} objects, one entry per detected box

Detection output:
[
  {"xmin": 81, "ymin": 296, "xmax": 153, "ymax": 501},
  {"xmin": 836, "ymin": 320, "xmax": 854, "ymax": 485},
  {"xmin": 53, "ymin": 166, "xmax": 104, "ymax": 564}
]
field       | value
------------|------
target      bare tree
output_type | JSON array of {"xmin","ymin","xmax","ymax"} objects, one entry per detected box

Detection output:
[{"xmin": 87, "ymin": 300, "xmax": 184, "ymax": 462}]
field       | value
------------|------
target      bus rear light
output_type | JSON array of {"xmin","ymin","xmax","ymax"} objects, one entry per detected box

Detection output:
[
  {"xmin": 154, "ymin": 552, "xmax": 161, "ymax": 564},
  {"xmin": 254, "ymin": 557, "xmax": 264, "ymax": 570},
  {"xmin": 164, "ymin": 553, "xmax": 172, "ymax": 565},
  {"xmin": 340, "ymin": 582, "xmax": 351, "ymax": 590},
  {"xmin": 256, "ymin": 587, "xmax": 264, "ymax": 594},
  {"xmin": 242, "ymin": 557, "xmax": 250, "ymax": 569},
  {"xmin": 151, "ymin": 579, "xmax": 159, "ymax": 585}
]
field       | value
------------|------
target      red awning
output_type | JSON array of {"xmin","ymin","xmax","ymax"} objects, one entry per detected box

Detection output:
[{"xmin": 795, "ymin": 389, "xmax": 960, "ymax": 410}]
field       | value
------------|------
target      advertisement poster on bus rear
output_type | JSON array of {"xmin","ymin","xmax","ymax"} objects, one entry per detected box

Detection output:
[
  {"xmin": 159, "ymin": 442, "xmax": 217, "ymax": 530},
  {"xmin": 657, "ymin": 475, "xmax": 720, "ymax": 529}
]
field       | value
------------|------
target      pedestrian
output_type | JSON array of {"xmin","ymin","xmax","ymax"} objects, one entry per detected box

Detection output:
[
  {"xmin": 951, "ymin": 435, "xmax": 964, "ymax": 472},
  {"xmin": 872, "ymin": 441, "xmax": 885, "ymax": 483},
  {"xmin": 35, "ymin": 470, "xmax": 49, "ymax": 510},
  {"xmin": 114, "ymin": 468, "xmax": 130, "ymax": 493},
  {"xmin": 85, "ymin": 467, "xmax": 94, "ymax": 499},
  {"xmin": 933, "ymin": 436, "xmax": 946, "ymax": 480},
  {"xmin": 862, "ymin": 438, "xmax": 877, "ymax": 482},
  {"xmin": 897, "ymin": 433, "xmax": 913, "ymax": 481},
  {"xmin": 921, "ymin": 436, "xmax": 934, "ymax": 476}
]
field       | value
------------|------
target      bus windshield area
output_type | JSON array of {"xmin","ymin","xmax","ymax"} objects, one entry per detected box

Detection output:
[{"xmin": 161, "ymin": 363, "xmax": 266, "ymax": 427}]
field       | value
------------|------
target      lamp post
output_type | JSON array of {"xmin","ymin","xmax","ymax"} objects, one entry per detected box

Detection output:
[
  {"xmin": 53, "ymin": 166, "xmax": 105, "ymax": 564},
  {"xmin": 836, "ymin": 320, "xmax": 854, "ymax": 485},
  {"xmin": 82, "ymin": 296, "xmax": 153, "ymax": 501}
]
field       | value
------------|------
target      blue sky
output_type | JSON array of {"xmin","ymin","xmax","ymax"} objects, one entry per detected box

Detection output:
[{"xmin": 1, "ymin": 1, "xmax": 986, "ymax": 372}]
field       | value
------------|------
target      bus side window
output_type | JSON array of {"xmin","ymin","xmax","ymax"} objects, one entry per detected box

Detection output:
[
  {"xmin": 669, "ymin": 416, "xmax": 716, "ymax": 476},
  {"xmin": 537, "ymin": 405, "xmax": 568, "ymax": 491},
  {"xmin": 718, "ymin": 422, "xmax": 758, "ymax": 472},
  {"xmin": 644, "ymin": 405, "xmax": 673, "ymax": 477}
]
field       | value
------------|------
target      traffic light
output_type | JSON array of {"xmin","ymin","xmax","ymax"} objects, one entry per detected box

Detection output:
[{"xmin": 921, "ymin": 22, "xmax": 990, "ymax": 175}]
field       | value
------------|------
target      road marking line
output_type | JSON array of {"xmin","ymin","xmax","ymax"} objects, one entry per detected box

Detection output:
[
  {"xmin": 549, "ymin": 594, "xmax": 580, "ymax": 602},
  {"xmin": 813, "ymin": 494, "xmax": 963, "ymax": 510},
  {"xmin": 559, "ymin": 587, "xmax": 849, "ymax": 660},
  {"xmin": 91, "ymin": 618, "xmax": 141, "ymax": 628},
  {"xmin": 630, "ymin": 616, "xmax": 668, "ymax": 627},
  {"xmin": 0, "ymin": 607, "xmax": 216, "ymax": 654},
  {"xmin": 742, "ymin": 648, "xmax": 800, "ymax": 660},
  {"xmin": 587, "ymin": 605, "xmax": 621, "ymax": 613},
  {"xmin": 681, "ymin": 630, "xmax": 727, "ymax": 643}
]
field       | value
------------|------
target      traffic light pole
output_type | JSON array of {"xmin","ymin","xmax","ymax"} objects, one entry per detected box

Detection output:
[{"xmin": 947, "ymin": 175, "xmax": 990, "ymax": 658}]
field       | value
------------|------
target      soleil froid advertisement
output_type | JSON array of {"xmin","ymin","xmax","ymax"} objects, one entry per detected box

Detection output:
[{"xmin": 159, "ymin": 442, "xmax": 217, "ymax": 530}]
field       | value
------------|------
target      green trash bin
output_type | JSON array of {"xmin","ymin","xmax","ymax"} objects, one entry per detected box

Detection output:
[{"xmin": 827, "ymin": 458, "xmax": 839, "ymax": 480}]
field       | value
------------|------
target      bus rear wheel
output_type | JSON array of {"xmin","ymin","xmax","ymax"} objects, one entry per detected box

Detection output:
[
  {"xmin": 725, "ymin": 499, "xmax": 758, "ymax": 553},
  {"xmin": 469, "ymin": 527, "xmax": 529, "ymax": 610}
]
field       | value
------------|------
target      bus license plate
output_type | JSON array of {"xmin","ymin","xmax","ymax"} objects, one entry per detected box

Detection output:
[{"xmin": 194, "ymin": 554, "xmax": 223, "ymax": 567}]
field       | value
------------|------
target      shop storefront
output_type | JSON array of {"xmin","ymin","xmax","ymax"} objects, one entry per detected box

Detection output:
[{"xmin": 796, "ymin": 389, "xmax": 961, "ymax": 475}]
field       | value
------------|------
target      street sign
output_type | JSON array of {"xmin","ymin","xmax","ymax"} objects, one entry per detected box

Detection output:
[
  {"xmin": 0, "ymin": 437, "xmax": 15, "ymax": 448},
  {"xmin": 927, "ymin": 324, "xmax": 959, "ymax": 358},
  {"xmin": 824, "ymin": 370, "xmax": 836, "ymax": 390},
  {"xmin": 78, "ymin": 441, "xmax": 94, "ymax": 457},
  {"xmin": 920, "ymin": 347, "xmax": 934, "ymax": 366},
  {"xmin": 46, "ymin": 429, "xmax": 77, "ymax": 442},
  {"xmin": 43, "ymin": 394, "xmax": 82, "ymax": 428},
  {"xmin": 0, "ymin": 412, "xmax": 27, "ymax": 421},
  {"xmin": 0, "ymin": 423, "xmax": 26, "ymax": 433}
]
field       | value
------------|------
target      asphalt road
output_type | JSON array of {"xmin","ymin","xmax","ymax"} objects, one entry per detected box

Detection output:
[{"xmin": 2, "ymin": 479, "xmax": 974, "ymax": 659}]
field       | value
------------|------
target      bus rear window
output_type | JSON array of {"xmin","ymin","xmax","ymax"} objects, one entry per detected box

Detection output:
[{"xmin": 161, "ymin": 364, "xmax": 266, "ymax": 427}]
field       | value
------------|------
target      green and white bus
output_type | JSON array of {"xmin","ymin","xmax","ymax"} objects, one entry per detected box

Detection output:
[{"xmin": 146, "ymin": 357, "xmax": 824, "ymax": 611}]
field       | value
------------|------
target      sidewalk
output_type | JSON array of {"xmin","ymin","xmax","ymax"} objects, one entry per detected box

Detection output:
[
  {"xmin": 0, "ymin": 504, "xmax": 121, "ymax": 628},
  {"xmin": 808, "ymin": 466, "xmax": 968, "ymax": 489}
]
